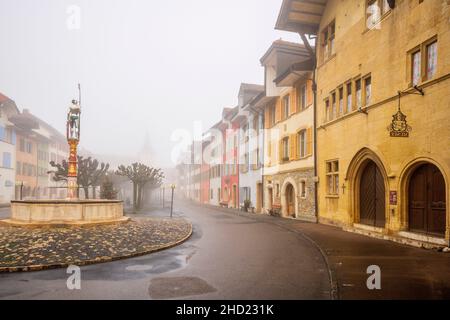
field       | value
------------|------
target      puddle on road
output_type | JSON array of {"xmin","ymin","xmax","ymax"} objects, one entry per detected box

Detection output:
[
  {"xmin": 149, "ymin": 276, "xmax": 217, "ymax": 299},
  {"xmin": 125, "ymin": 250, "xmax": 194, "ymax": 274},
  {"xmin": 125, "ymin": 265, "xmax": 154, "ymax": 272}
]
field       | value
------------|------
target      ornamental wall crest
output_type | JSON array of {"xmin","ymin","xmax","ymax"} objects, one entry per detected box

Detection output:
[{"xmin": 387, "ymin": 90, "xmax": 420, "ymax": 138}]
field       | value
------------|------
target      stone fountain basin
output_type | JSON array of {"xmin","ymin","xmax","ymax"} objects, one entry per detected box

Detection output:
[{"xmin": 1, "ymin": 200, "xmax": 129, "ymax": 226}]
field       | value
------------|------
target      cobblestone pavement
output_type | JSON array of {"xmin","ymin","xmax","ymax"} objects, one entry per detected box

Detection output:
[{"xmin": 0, "ymin": 217, "xmax": 192, "ymax": 272}]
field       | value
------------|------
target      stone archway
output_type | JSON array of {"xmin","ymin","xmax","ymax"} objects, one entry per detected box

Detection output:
[
  {"xmin": 346, "ymin": 148, "xmax": 390, "ymax": 228},
  {"xmin": 399, "ymin": 159, "xmax": 448, "ymax": 238},
  {"xmin": 359, "ymin": 160, "xmax": 386, "ymax": 227},
  {"xmin": 281, "ymin": 178, "xmax": 298, "ymax": 218}
]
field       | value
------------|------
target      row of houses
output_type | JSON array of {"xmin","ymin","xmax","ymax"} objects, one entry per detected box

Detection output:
[
  {"xmin": 177, "ymin": 0, "xmax": 450, "ymax": 247},
  {"xmin": 0, "ymin": 92, "xmax": 69, "ymax": 204}
]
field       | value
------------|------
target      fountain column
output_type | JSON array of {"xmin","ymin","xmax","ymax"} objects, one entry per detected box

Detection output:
[{"xmin": 66, "ymin": 99, "xmax": 81, "ymax": 200}]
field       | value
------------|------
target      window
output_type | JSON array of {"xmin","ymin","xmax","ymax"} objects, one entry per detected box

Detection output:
[
  {"xmin": 300, "ymin": 181, "xmax": 307, "ymax": 198},
  {"xmin": 282, "ymin": 137, "xmax": 289, "ymax": 162},
  {"xmin": 364, "ymin": 76, "xmax": 372, "ymax": 106},
  {"xmin": 412, "ymin": 50, "xmax": 421, "ymax": 86},
  {"xmin": 321, "ymin": 20, "xmax": 336, "ymax": 62},
  {"xmin": 356, "ymin": 79, "xmax": 362, "ymax": 108},
  {"xmin": 298, "ymin": 130, "xmax": 307, "ymax": 158},
  {"xmin": 283, "ymin": 95, "xmax": 290, "ymax": 119},
  {"xmin": 0, "ymin": 125, "xmax": 4, "ymax": 141},
  {"xmin": 329, "ymin": 21, "xmax": 335, "ymax": 55},
  {"xmin": 325, "ymin": 99, "xmax": 330, "ymax": 122},
  {"xmin": 382, "ymin": 0, "xmax": 391, "ymax": 14},
  {"xmin": 26, "ymin": 141, "xmax": 32, "ymax": 154},
  {"xmin": 326, "ymin": 160, "xmax": 339, "ymax": 195},
  {"xmin": 254, "ymin": 147, "xmax": 260, "ymax": 169},
  {"xmin": 426, "ymin": 41, "xmax": 437, "ymax": 80},
  {"xmin": 346, "ymin": 82, "xmax": 352, "ymax": 113},
  {"xmin": 331, "ymin": 92, "xmax": 336, "ymax": 120},
  {"xmin": 298, "ymin": 85, "xmax": 307, "ymax": 110},
  {"xmin": 16, "ymin": 161, "xmax": 21, "ymax": 175},
  {"xmin": 2, "ymin": 152, "xmax": 11, "ymax": 168},
  {"xmin": 338, "ymin": 87, "xmax": 344, "ymax": 116},
  {"xmin": 366, "ymin": 0, "xmax": 391, "ymax": 29},
  {"xmin": 366, "ymin": 0, "xmax": 379, "ymax": 29}
]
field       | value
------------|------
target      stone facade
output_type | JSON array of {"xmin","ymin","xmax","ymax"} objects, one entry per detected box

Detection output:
[
  {"xmin": 264, "ymin": 167, "xmax": 316, "ymax": 222},
  {"xmin": 276, "ymin": 0, "xmax": 450, "ymax": 246}
]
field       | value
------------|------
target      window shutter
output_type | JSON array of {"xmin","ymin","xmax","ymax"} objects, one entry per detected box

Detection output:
[
  {"xmin": 306, "ymin": 127, "xmax": 313, "ymax": 156},
  {"xmin": 264, "ymin": 107, "xmax": 270, "ymax": 129},
  {"xmin": 307, "ymin": 80, "xmax": 313, "ymax": 107},
  {"xmin": 275, "ymin": 98, "xmax": 282, "ymax": 122},
  {"xmin": 290, "ymin": 134, "xmax": 296, "ymax": 160},
  {"xmin": 291, "ymin": 88, "xmax": 297, "ymax": 115}
]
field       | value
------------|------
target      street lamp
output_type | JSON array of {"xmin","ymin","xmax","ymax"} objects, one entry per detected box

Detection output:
[
  {"xmin": 66, "ymin": 98, "xmax": 81, "ymax": 200},
  {"xmin": 170, "ymin": 184, "xmax": 176, "ymax": 218}
]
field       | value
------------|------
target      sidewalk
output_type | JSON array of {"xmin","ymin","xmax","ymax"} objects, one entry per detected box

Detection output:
[{"xmin": 190, "ymin": 202, "xmax": 450, "ymax": 300}]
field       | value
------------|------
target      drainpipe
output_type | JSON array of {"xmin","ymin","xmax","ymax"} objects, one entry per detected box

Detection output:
[{"xmin": 300, "ymin": 33, "xmax": 319, "ymax": 223}]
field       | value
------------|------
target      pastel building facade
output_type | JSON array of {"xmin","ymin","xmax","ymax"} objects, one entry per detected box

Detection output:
[
  {"xmin": 232, "ymin": 83, "xmax": 265, "ymax": 212},
  {"xmin": 0, "ymin": 94, "xmax": 18, "ymax": 203},
  {"xmin": 260, "ymin": 40, "xmax": 317, "ymax": 221}
]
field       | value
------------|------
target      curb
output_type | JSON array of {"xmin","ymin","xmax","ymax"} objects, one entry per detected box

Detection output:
[{"xmin": 0, "ymin": 220, "xmax": 193, "ymax": 273}]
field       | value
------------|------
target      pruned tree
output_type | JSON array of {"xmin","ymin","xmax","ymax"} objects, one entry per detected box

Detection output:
[
  {"xmin": 48, "ymin": 156, "xmax": 109, "ymax": 199},
  {"xmin": 116, "ymin": 163, "xmax": 164, "ymax": 210}
]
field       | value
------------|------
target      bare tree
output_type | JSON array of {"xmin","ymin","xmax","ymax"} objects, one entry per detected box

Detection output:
[
  {"xmin": 116, "ymin": 163, "xmax": 164, "ymax": 210},
  {"xmin": 48, "ymin": 156, "xmax": 109, "ymax": 199}
]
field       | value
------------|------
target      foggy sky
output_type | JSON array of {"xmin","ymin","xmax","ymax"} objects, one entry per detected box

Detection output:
[{"xmin": 0, "ymin": 0, "xmax": 300, "ymax": 168}]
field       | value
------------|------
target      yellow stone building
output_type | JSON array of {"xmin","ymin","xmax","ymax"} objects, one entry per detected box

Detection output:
[
  {"xmin": 276, "ymin": 0, "xmax": 450, "ymax": 246},
  {"xmin": 257, "ymin": 40, "xmax": 317, "ymax": 221}
]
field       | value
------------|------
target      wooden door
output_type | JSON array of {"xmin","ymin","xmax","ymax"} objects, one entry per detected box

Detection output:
[
  {"xmin": 286, "ymin": 184, "xmax": 295, "ymax": 217},
  {"xmin": 409, "ymin": 164, "xmax": 446, "ymax": 237},
  {"xmin": 360, "ymin": 161, "xmax": 386, "ymax": 227}
]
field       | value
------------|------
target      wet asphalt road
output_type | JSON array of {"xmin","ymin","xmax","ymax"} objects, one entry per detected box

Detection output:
[{"xmin": 0, "ymin": 203, "xmax": 331, "ymax": 300}]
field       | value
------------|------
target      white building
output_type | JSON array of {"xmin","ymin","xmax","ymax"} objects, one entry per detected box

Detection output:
[
  {"xmin": 0, "ymin": 94, "xmax": 19, "ymax": 204},
  {"xmin": 232, "ymin": 84, "xmax": 265, "ymax": 212}
]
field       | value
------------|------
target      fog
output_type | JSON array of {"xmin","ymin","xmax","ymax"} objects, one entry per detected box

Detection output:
[{"xmin": 0, "ymin": 0, "xmax": 300, "ymax": 168}]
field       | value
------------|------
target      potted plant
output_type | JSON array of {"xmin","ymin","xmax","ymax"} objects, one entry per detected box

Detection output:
[{"xmin": 243, "ymin": 199, "xmax": 252, "ymax": 212}]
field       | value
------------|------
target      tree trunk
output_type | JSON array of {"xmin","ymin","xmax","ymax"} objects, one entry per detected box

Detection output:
[
  {"xmin": 133, "ymin": 182, "xmax": 138, "ymax": 210},
  {"xmin": 137, "ymin": 184, "xmax": 142, "ymax": 210},
  {"xmin": 83, "ymin": 187, "xmax": 89, "ymax": 199},
  {"xmin": 93, "ymin": 186, "xmax": 97, "ymax": 199}
]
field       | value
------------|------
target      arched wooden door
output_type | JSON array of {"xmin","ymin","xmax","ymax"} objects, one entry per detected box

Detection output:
[
  {"xmin": 286, "ymin": 184, "xmax": 295, "ymax": 217},
  {"xmin": 409, "ymin": 164, "xmax": 446, "ymax": 237},
  {"xmin": 359, "ymin": 161, "xmax": 386, "ymax": 227}
]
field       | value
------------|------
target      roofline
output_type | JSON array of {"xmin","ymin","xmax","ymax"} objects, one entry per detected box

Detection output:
[{"xmin": 260, "ymin": 40, "xmax": 310, "ymax": 65}]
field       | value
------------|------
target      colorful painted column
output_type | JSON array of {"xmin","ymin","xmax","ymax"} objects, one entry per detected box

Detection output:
[{"xmin": 66, "ymin": 99, "xmax": 81, "ymax": 200}]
